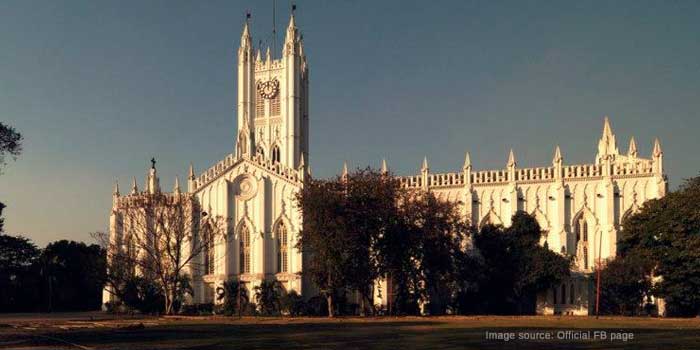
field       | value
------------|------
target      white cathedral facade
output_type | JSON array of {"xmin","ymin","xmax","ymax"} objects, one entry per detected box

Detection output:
[{"xmin": 106, "ymin": 14, "xmax": 667, "ymax": 315}]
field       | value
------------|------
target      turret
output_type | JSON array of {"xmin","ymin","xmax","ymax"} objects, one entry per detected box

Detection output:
[
  {"xmin": 147, "ymin": 158, "xmax": 160, "ymax": 194},
  {"xmin": 237, "ymin": 14, "xmax": 255, "ymax": 157},
  {"xmin": 421, "ymin": 157, "xmax": 429, "ymax": 190}
]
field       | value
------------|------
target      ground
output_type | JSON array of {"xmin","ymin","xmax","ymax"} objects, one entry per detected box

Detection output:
[{"xmin": 1, "ymin": 312, "xmax": 699, "ymax": 349}]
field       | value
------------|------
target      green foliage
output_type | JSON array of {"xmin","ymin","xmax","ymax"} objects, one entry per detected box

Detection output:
[
  {"xmin": 0, "ymin": 234, "xmax": 41, "ymax": 312},
  {"xmin": 0, "ymin": 122, "xmax": 23, "ymax": 171},
  {"xmin": 618, "ymin": 176, "xmax": 700, "ymax": 317},
  {"xmin": 41, "ymin": 240, "xmax": 107, "ymax": 311},
  {"xmin": 216, "ymin": 279, "xmax": 250, "ymax": 316},
  {"xmin": 254, "ymin": 280, "xmax": 283, "ymax": 315},
  {"xmin": 280, "ymin": 290, "xmax": 306, "ymax": 316},
  {"xmin": 122, "ymin": 276, "xmax": 165, "ymax": 314},
  {"xmin": 459, "ymin": 211, "xmax": 571, "ymax": 315},
  {"xmin": 598, "ymin": 255, "xmax": 652, "ymax": 316}
]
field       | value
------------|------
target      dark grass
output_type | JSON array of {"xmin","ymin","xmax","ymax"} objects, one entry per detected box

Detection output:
[{"xmin": 1, "ymin": 316, "xmax": 700, "ymax": 349}]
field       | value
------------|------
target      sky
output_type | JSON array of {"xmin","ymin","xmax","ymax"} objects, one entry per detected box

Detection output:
[{"xmin": 1, "ymin": 0, "xmax": 699, "ymax": 247}]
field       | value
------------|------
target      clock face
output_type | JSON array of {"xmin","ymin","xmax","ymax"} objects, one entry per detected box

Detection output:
[{"xmin": 257, "ymin": 79, "xmax": 279, "ymax": 99}]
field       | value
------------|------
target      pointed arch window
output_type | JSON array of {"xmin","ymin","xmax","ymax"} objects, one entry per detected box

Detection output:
[
  {"xmin": 276, "ymin": 222, "xmax": 289, "ymax": 273},
  {"xmin": 575, "ymin": 214, "xmax": 590, "ymax": 270},
  {"xmin": 239, "ymin": 225, "xmax": 251, "ymax": 274},
  {"xmin": 201, "ymin": 223, "xmax": 215, "ymax": 275},
  {"xmin": 271, "ymin": 145, "xmax": 281, "ymax": 164}
]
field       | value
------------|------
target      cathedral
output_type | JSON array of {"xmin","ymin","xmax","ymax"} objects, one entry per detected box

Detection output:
[{"xmin": 105, "ymin": 14, "xmax": 667, "ymax": 315}]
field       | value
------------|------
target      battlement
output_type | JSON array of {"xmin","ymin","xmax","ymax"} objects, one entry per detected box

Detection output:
[{"xmin": 399, "ymin": 157, "xmax": 657, "ymax": 190}]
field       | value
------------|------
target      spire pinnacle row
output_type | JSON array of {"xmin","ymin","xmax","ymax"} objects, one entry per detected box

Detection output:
[
  {"xmin": 553, "ymin": 145, "xmax": 562, "ymax": 164},
  {"xmin": 507, "ymin": 149, "xmax": 516, "ymax": 167},
  {"xmin": 628, "ymin": 137, "xmax": 638, "ymax": 157},
  {"xmin": 463, "ymin": 151, "xmax": 471, "ymax": 169}
]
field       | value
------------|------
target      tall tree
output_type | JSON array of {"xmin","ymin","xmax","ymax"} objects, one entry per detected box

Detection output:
[
  {"xmin": 96, "ymin": 193, "xmax": 227, "ymax": 315},
  {"xmin": 295, "ymin": 178, "xmax": 349, "ymax": 317},
  {"xmin": 0, "ymin": 234, "xmax": 41, "ymax": 312},
  {"xmin": 618, "ymin": 176, "xmax": 700, "ymax": 316},
  {"xmin": 40, "ymin": 240, "xmax": 106, "ymax": 311},
  {"xmin": 466, "ymin": 211, "xmax": 570, "ymax": 314}
]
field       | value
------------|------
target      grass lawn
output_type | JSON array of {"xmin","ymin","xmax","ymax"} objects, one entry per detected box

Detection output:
[{"xmin": 1, "ymin": 314, "xmax": 700, "ymax": 349}]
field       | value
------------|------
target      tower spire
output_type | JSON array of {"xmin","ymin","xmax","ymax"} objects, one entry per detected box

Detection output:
[
  {"xmin": 653, "ymin": 138, "xmax": 663, "ymax": 157},
  {"xmin": 381, "ymin": 158, "xmax": 388, "ymax": 174},
  {"xmin": 113, "ymin": 180, "xmax": 120, "ymax": 197},
  {"xmin": 421, "ymin": 156, "xmax": 429, "ymax": 172}
]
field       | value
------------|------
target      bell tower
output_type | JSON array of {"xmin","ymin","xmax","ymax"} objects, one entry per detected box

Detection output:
[{"xmin": 235, "ymin": 11, "xmax": 309, "ymax": 170}]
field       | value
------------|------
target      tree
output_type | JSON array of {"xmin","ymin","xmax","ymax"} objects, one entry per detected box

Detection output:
[
  {"xmin": 0, "ymin": 234, "xmax": 41, "ymax": 312},
  {"xmin": 254, "ymin": 280, "xmax": 283, "ymax": 315},
  {"xmin": 97, "ymin": 192, "xmax": 227, "ymax": 315},
  {"xmin": 465, "ymin": 211, "xmax": 571, "ymax": 314},
  {"xmin": 217, "ymin": 279, "xmax": 250, "ymax": 316},
  {"xmin": 618, "ymin": 176, "xmax": 700, "ymax": 316},
  {"xmin": 374, "ymin": 189, "xmax": 469, "ymax": 315},
  {"xmin": 342, "ymin": 168, "xmax": 401, "ymax": 315},
  {"xmin": 40, "ymin": 240, "xmax": 106, "ymax": 311},
  {"xmin": 295, "ymin": 178, "xmax": 349, "ymax": 317},
  {"xmin": 0, "ymin": 122, "xmax": 22, "ymax": 172},
  {"xmin": 598, "ymin": 255, "xmax": 651, "ymax": 315}
]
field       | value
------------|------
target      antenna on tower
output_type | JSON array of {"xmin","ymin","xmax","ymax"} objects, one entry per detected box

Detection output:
[{"xmin": 272, "ymin": 0, "xmax": 277, "ymax": 58}]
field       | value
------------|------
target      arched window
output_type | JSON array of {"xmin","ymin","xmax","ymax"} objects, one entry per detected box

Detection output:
[
  {"xmin": 276, "ymin": 222, "xmax": 288, "ymax": 273},
  {"xmin": 271, "ymin": 145, "xmax": 281, "ymax": 164},
  {"xmin": 583, "ymin": 247, "xmax": 589, "ymax": 270},
  {"xmin": 583, "ymin": 222, "xmax": 588, "ymax": 242},
  {"xmin": 201, "ymin": 222, "xmax": 215, "ymax": 275},
  {"xmin": 574, "ymin": 214, "xmax": 590, "ymax": 269},
  {"xmin": 239, "ymin": 225, "xmax": 251, "ymax": 274}
]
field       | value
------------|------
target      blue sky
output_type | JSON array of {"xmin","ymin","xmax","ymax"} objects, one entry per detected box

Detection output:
[{"xmin": 1, "ymin": 0, "xmax": 699, "ymax": 246}]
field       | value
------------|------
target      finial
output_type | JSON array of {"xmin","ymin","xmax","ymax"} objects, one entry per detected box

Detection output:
[
  {"xmin": 113, "ymin": 180, "xmax": 120, "ymax": 196},
  {"xmin": 463, "ymin": 151, "xmax": 471, "ymax": 169},
  {"xmin": 603, "ymin": 116, "xmax": 613, "ymax": 138},
  {"xmin": 299, "ymin": 152, "xmax": 305, "ymax": 169},
  {"xmin": 553, "ymin": 145, "xmax": 562, "ymax": 164},
  {"xmin": 381, "ymin": 158, "xmax": 388, "ymax": 174},
  {"xmin": 507, "ymin": 149, "xmax": 516, "ymax": 167},
  {"xmin": 173, "ymin": 176, "xmax": 181, "ymax": 194},
  {"xmin": 421, "ymin": 156, "xmax": 429, "ymax": 171},
  {"xmin": 653, "ymin": 138, "xmax": 662, "ymax": 157},
  {"xmin": 131, "ymin": 176, "xmax": 138, "ymax": 194},
  {"xmin": 628, "ymin": 137, "xmax": 638, "ymax": 157},
  {"xmin": 188, "ymin": 163, "xmax": 195, "ymax": 180},
  {"xmin": 150, "ymin": 157, "xmax": 156, "ymax": 169},
  {"xmin": 265, "ymin": 46, "xmax": 271, "ymax": 61},
  {"xmin": 342, "ymin": 161, "xmax": 348, "ymax": 178}
]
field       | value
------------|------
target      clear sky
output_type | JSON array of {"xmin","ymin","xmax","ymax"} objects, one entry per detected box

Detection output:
[{"xmin": 1, "ymin": 1, "xmax": 699, "ymax": 247}]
